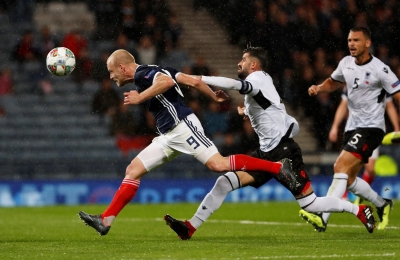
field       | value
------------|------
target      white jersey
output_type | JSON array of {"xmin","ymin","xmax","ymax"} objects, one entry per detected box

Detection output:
[
  {"xmin": 331, "ymin": 55, "xmax": 400, "ymax": 132},
  {"xmin": 243, "ymin": 71, "xmax": 299, "ymax": 152}
]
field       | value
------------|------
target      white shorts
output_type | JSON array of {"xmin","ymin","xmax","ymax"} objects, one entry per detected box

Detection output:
[
  {"xmin": 370, "ymin": 147, "xmax": 379, "ymax": 160},
  {"xmin": 137, "ymin": 113, "xmax": 219, "ymax": 172}
]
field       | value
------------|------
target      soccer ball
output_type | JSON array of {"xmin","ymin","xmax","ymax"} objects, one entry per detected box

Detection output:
[{"xmin": 46, "ymin": 47, "xmax": 76, "ymax": 76}]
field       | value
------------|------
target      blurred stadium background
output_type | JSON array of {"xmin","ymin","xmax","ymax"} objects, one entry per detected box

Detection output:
[{"xmin": 0, "ymin": 0, "xmax": 399, "ymax": 206}]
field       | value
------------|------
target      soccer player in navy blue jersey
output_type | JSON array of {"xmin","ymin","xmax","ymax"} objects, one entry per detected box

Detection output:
[{"xmin": 78, "ymin": 49, "xmax": 297, "ymax": 236}]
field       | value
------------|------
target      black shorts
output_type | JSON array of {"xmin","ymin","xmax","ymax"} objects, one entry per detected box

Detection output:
[
  {"xmin": 247, "ymin": 138, "xmax": 310, "ymax": 196},
  {"xmin": 342, "ymin": 128, "xmax": 385, "ymax": 163}
]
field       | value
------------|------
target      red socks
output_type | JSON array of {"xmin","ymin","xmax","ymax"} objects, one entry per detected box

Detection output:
[
  {"xmin": 229, "ymin": 154, "xmax": 282, "ymax": 174},
  {"xmin": 102, "ymin": 178, "xmax": 140, "ymax": 221},
  {"xmin": 362, "ymin": 171, "xmax": 374, "ymax": 184}
]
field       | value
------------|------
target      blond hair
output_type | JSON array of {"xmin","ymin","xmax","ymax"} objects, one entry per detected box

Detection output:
[{"xmin": 108, "ymin": 49, "xmax": 135, "ymax": 65}]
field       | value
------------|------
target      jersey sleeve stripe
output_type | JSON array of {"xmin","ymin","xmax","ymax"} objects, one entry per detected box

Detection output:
[
  {"xmin": 390, "ymin": 89, "xmax": 400, "ymax": 96},
  {"xmin": 239, "ymin": 81, "xmax": 253, "ymax": 94},
  {"xmin": 156, "ymin": 94, "xmax": 180, "ymax": 124},
  {"xmin": 152, "ymin": 71, "xmax": 162, "ymax": 85},
  {"xmin": 330, "ymin": 76, "xmax": 344, "ymax": 83}
]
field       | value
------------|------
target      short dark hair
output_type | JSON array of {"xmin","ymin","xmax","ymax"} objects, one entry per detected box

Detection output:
[
  {"xmin": 243, "ymin": 47, "xmax": 267, "ymax": 70},
  {"xmin": 350, "ymin": 26, "xmax": 371, "ymax": 40}
]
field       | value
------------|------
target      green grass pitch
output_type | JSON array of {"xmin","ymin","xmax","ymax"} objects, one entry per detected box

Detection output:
[{"xmin": 0, "ymin": 201, "xmax": 399, "ymax": 259}]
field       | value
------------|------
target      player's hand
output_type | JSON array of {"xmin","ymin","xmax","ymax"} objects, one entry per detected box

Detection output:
[
  {"xmin": 214, "ymin": 90, "xmax": 229, "ymax": 102},
  {"xmin": 308, "ymin": 85, "xmax": 319, "ymax": 96},
  {"xmin": 237, "ymin": 106, "xmax": 248, "ymax": 120},
  {"xmin": 329, "ymin": 127, "xmax": 338, "ymax": 143},
  {"xmin": 124, "ymin": 90, "xmax": 142, "ymax": 105}
]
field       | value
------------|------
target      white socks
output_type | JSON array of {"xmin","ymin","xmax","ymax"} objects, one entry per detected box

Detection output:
[
  {"xmin": 190, "ymin": 172, "xmax": 241, "ymax": 229},
  {"xmin": 347, "ymin": 177, "xmax": 386, "ymax": 208},
  {"xmin": 321, "ymin": 173, "xmax": 348, "ymax": 223},
  {"xmin": 297, "ymin": 192, "xmax": 358, "ymax": 216}
]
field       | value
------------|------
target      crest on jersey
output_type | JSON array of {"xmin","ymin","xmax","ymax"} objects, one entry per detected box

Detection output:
[
  {"xmin": 383, "ymin": 67, "xmax": 388, "ymax": 74},
  {"xmin": 365, "ymin": 72, "xmax": 370, "ymax": 79}
]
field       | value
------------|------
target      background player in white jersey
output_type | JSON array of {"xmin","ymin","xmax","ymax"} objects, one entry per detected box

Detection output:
[
  {"xmin": 328, "ymin": 90, "xmax": 399, "ymax": 204},
  {"xmin": 78, "ymin": 49, "xmax": 299, "ymax": 236},
  {"xmin": 306, "ymin": 27, "xmax": 400, "ymax": 231},
  {"xmin": 164, "ymin": 47, "xmax": 376, "ymax": 240}
]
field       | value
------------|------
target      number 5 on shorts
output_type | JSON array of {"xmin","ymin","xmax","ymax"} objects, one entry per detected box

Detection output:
[{"xmin": 351, "ymin": 133, "xmax": 362, "ymax": 144}]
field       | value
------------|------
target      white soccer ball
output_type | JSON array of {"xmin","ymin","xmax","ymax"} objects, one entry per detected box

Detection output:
[{"xmin": 46, "ymin": 47, "xmax": 76, "ymax": 76}]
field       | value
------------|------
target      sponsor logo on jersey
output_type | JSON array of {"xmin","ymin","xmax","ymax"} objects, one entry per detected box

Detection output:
[
  {"xmin": 391, "ymin": 80, "xmax": 400, "ymax": 88},
  {"xmin": 383, "ymin": 67, "xmax": 388, "ymax": 74}
]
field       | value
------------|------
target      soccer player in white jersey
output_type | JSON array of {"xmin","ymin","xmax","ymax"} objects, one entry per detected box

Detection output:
[
  {"xmin": 305, "ymin": 27, "xmax": 400, "ymax": 231},
  {"xmin": 327, "ymin": 89, "xmax": 399, "ymax": 204},
  {"xmin": 164, "ymin": 47, "xmax": 376, "ymax": 240},
  {"xmin": 78, "ymin": 49, "xmax": 299, "ymax": 236}
]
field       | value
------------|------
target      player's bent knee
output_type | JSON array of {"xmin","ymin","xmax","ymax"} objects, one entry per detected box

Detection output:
[
  {"xmin": 205, "ymin": 163, "xmax": 217, "ymax": 172},
  {"xmin": 333, "ymin": 161, "xmax": 341, "ymax": 173},
  {"xmin": 205, "ymin": 154, "xmax": 229, "ymax": 172},
  {"xmin": 125, "ymin": 157, "xmax": 147, "ymax": 180},
  {"xmin": 205, "ymin": 161, "xmax": 224, "ymax": 173},
  {"xmin": 333, "ymin": 161, "xmax": 348, "ymax": 173}
]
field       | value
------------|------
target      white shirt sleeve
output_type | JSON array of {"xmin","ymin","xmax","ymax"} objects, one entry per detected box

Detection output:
[
  {"xmin": 201, "ymin": 76, "xmax": 242, "ymax": 91},
  {"xmin": 331, "ymin": 58, "xmax": 346, "ymax": 83},
  {"xmin": 385, "ymin": 93, "xmax": 393, "ymax": 103},
  {"xmin": 379, "ymin": 65, "xmax": 400, "ymax": 95}
]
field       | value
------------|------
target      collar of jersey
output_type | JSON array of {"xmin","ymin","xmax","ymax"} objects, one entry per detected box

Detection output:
[
  {"xmin": 354, "ymin": 54, "xmax": 373, "ymax": 66},
  {"xmin": 132, "ymin": 64, "xmax": 142, "ymax": 81}
]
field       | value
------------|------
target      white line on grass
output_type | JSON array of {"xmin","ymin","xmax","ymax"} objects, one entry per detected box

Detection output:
[
  {"xmin": 207, "ymin": 219, "xmax": 400, "ymax": 230},
  {"xmin": 251, "ymin": 253, "xmax": 396, "ymax": 259},
  {"xmin": 122, "ymin": 218, "xmax": 400, "ymax": 230}
]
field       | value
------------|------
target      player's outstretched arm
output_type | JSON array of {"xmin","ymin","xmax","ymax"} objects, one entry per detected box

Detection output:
[
  {"xmin": 308, "ymin": 78, "xmax": 343, "ymax": 96},
  {"xmin": 124, "ymin": 73, "xmax": 175, "ymax": 105},
  {"xmin": 176, "ymin": 73, "xmax": 229, "ymax": 102},
  {"xmin": 201, "ymin": 76, "xmax": 243, "ymax": 91},
  {"xmin": 329, "ymin": 98, "xmax": 348, "ymax": 143}
]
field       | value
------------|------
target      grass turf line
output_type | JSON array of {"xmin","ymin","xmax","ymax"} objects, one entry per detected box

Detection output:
[{"xmin": 0, "ymin": 202, "xmax": 398, "ymax": 260}]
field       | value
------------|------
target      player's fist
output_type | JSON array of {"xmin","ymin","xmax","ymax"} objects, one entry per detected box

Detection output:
[
  {"xmin": 329, "ymin": 127, "xmax": 338, "ymax": 143},
  {"xmin": 237, "ymin": 106, "xmax": 248, "ymax": 120},
  {"xmin": 124, "ymin": 90, "xmax": 142, "ymax": 105},
  {"xmin": 214, "ymin": 90, "xmax": 229, "ymax": 102},
  {"xmin": 308, "ymin": 85, "xmax": 320, "ymax": 96}
]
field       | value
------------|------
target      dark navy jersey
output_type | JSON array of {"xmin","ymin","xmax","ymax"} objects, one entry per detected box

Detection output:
[{"xmin": 134, "ymin": 65, "xmax": 193, "ymax": 134}]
